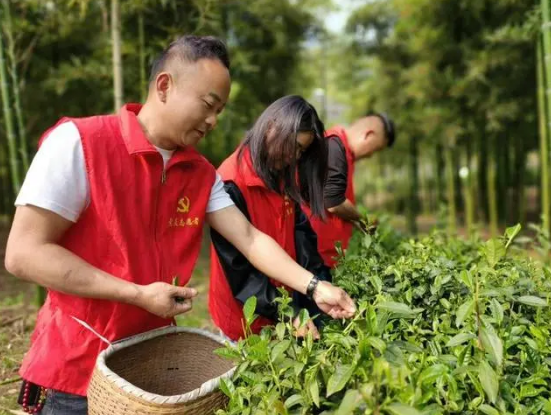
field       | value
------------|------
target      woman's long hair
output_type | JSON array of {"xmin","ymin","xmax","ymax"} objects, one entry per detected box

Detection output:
[{"xmin": 238, "ymin": 95, "xmax": 328, "ymax": 218}]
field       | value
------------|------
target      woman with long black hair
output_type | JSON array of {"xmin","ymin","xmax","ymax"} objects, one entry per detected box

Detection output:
[{"xmin": 209, "ymin": 95, "xmax": 342, "ymax": 340}]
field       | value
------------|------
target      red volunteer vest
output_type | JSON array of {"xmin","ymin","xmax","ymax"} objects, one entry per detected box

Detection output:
[
  {"xmin": 209, "ymin": 148, "xmax": 296, "ymax": 340},
  {"xmin": 307, "ymin": 126, "xmax": 355, "ymax": 267},
  {"xmin": 19, "ymin": 104, "xmax": 216, "ymax": 396}
]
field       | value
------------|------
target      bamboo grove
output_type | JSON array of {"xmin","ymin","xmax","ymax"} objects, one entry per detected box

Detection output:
[
  {"xmin": 0, "ymin": 0, "xmax": 550, "ymax": 238},
  {"xmin": 337, "ymin": 0, "xmax": 549, "ymax": 237}
]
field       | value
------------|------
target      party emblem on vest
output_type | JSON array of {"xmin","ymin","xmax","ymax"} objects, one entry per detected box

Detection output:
[
  {"xmin": 284, "ymin": 195, "xmax": 293, "ymax": 217},
  {"xmin": 177, "ymin": 196, "xmax": 191, "ymax": 213},
  {"xmin": 169, "ymin": 196, "xmax": 199, "ymax": 228}
]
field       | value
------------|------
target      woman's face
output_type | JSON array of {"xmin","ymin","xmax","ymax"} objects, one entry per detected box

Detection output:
[
  {"xmin": 295, "ymin": 131, "xmax": 314, "ymax": 161},
  {"xmin": 269, "ymin": 130, "xmax": 315, "ymax": 170}
]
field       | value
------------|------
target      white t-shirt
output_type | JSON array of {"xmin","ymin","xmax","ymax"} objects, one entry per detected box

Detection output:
[{"xmin": 15, "ymin": 121, "xmax": 234, "ymax": 222}]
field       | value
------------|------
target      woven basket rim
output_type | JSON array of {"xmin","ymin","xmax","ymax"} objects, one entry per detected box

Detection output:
[{"xmin": 94, "ymin": 325, "xmax": 236, "ymax": 405}]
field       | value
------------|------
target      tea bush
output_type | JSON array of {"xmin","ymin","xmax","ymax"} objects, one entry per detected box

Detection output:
[{"xmin": 216, "ymin": 221, "xmax": 551, "ymax": 415}]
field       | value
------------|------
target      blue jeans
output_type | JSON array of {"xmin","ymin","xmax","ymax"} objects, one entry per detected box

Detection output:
[{"xmin": 39, "ymin": 389, "xmax": 87, "ymax": 415}]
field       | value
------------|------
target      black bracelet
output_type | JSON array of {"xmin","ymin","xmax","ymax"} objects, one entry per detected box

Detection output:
[{"xmin": 306, "ymin": 275, "xmax": 320, "ymax": 300}]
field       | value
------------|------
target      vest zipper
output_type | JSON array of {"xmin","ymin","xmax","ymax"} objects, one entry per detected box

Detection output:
[{"xmin": 155, "ymin": 161, "xmax": 166, "ymax": 284}]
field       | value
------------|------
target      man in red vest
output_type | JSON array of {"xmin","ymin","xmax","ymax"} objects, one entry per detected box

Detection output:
[
  {"xmin": 309, "ymin": 113, "xmax": 396, "ymax": 268},
  {"xmin": 4, "ymin": 36, "xmax": 355, "ymax": 414}
]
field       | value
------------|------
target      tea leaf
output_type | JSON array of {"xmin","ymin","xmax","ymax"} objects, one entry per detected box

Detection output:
[
  {"xmin": 326, "ymin": 363, "xmax": 356, "ymax": 397},
  {"xmin": 484, "ymin": 239, "xmax": 506, "ymax": 268},
  {"xmin": 386, "ymin": 403, "xmax": 422, "ymax": 415},
  {"xmin": 456, "ymin": 299, "xmax": 475, "ymax": 327},
  {"xmin": 270, "ymin": 339, "xmax": 291, "ymax": 362},
  {"xmin": 309, "ymin": 377, "xmax": 320, "ymax": 407},
  {"xmin": 284, "ymin": 394, "xmax": 304, "ymax": 408},
  {"xmin": 458, "ymin": 270, "xmax": 473, "ymax": 290},
  {"xmin": 214, "ymin": 346, "xmax": 241, "ymax": 360},
  {"xmin": 478, "ymin": 404, "xmax": 500, "ymax": 415},
  {"xmin": 366, "ymin": 336, "xmax": 387, "ymax": 352},
  {"xmin": 478, "ymin": 361, "xmax": 499, "ymax": 404},
  {"xmin": 505, "ymin": 224, "xmax": 522, "ymax": 248},
  {"xmin": 480, "ymin": 327, "xmax": 503, "ymax": 367},
  {"xmin": 298, "ymin": 308, "xmax": 310, "ymax": 328},
  {"xmin": 517, "ymin": 295, "xmax": 548, "ymax": 307},
  {"xmin": 376, "ymin": 301, "xmax": 421, "ymax": 318},
  {"xmin": 335, "ymin": 389, "xmax": 361, "ymax": 415},
  {"xmin": 219, "ymin": 378, "xmax": 235, "ymax": 398},
  {"xmin": 445, "ymin": 332, "xmax": 476, "ymax": 347},
  {"xmin": 418, "ymin": 364, "xmax": 448, "ymax": 385},
  {"xmin": 243, "ymin": 296, "xmax": 257, "ymax": 325},
  {"xmin": 489, "ymin": 299, "xmax": 504, "ymax": 325},
  {"xmin": 276, "ymin": 322, "xmax": 286, "ymax": 341}
]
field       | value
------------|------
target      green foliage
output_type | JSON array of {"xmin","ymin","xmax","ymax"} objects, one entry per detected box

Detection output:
[
  {"xmin": 333, "ymin": 0, "xmax": 539, "ymax": 226},
  {"xmin": 1, "ymin": 0, "xmax": 320, "ymax": 175},
  {"xmin": 216, "ymin": 223, "xmax": 551, "ymax": 414}
]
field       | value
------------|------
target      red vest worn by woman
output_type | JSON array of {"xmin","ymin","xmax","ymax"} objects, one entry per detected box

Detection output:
[{"xmin": 209, "ymin": 148, "xmax": 295, "ymax": 340}]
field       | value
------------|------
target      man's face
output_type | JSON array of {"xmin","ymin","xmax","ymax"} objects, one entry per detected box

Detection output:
[
  {"xmin": 358, "ymin": 118, "xmax": 387, "ymax": 158},
  {"xmin": 158, "ymin": 59, "xmax": 231, "ymax": 148},
  {"xmin": 362, "ymin": 132, "xmax": 388, "ymax": 158}
]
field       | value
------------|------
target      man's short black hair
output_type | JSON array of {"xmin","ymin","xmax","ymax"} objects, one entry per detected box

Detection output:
[
  {"xmin": 149, "ymin": 35, "xmax": 230, "ymax": 83},
  {"xmin": 367, "ymin": 112, "xmax": 396, "ymax": 147}
]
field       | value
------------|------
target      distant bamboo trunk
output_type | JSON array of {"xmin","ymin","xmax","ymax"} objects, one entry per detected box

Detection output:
[
  {"xmin": 487, "ymin": 148, "xmax": 498, "ymax": 237},
  {"xmin": 0, "ymin": 140, "xmax": 10, "ymax": 214},
  {"xmin": 111, "ymin": 0, "xmax": 123, "ymax": 111},
  {"xmin": 0, "ymin": 16, "xmax": 21, "ymax": 194},
  {"xmin": 540, "ymin": 0, "xmax": 551, "ymax": 233},
  {"xmin": 462, "ymin": 146, "xmax": 475, "ymax": 236},
  {"xmin": 2, "ymin": 0, "xmax": 28, "ymax": 171},
  {"xmin": 138, "ymin": 11, "xmax": 146, "ymax": 102},
  {"xmin": 538, "ymin": 37, "xmax": 549, "ymax": 230},
  {"xmin": 444, "ymin": 145, "xmax": 456, "ymax": 234},
  {"xmin": 407, "ymin": 136, "xmax": 418, "ymax": 234}
]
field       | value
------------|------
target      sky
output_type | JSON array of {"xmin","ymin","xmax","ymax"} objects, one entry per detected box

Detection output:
[{"xmin": 324, "ymin": 0, "xmax": 363, "ymax": 34}]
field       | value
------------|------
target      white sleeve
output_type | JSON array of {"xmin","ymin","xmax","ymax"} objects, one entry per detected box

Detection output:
[
  {"xmin": 206, "ymin": 173, "xmax": 234, "ymax": 213},
  {"xmin": 15, "ymin": 121, "xmax": 90, "ymax": 223}
]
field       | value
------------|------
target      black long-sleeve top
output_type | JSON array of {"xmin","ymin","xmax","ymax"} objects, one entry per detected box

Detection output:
[{"xmin": 210, "ymin": 181, "xmax": 332, "ymax": 322}]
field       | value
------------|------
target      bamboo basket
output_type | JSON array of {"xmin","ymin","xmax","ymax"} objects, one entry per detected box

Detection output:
[{"xmin": 88, "ymin": 326, "xmax": 236, "ymax": 415}]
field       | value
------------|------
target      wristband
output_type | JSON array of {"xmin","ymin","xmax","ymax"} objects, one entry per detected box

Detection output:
[{"xmin": 306, "ymin": 275, "xmax": 320, "ymax": 300}]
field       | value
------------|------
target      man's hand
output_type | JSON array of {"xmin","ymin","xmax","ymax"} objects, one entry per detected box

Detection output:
[
  {"xmin": 327, "ymin": 199, "xmax": 362, "ymax": 223},
  {"xmin": 134, "ymin": 282, "xmax": 198, "ymax": 319},
  {"xmin": 292, "ymin": 317, "xmax": 320, "ymax": 340},
  {"xmin": 353, "ymin": 218, "xmax": 378, "ymax": 235},
  {"xmin": 313, "ymin": 281, "xmax": 356, "ymax": 319}
]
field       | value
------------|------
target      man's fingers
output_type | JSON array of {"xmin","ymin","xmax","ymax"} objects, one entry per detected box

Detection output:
[
  {"xmin": 337, "ymin": 290, "xmax": 356, "ymax": 314},
  {"xmin": 173, "ymin": 300, "xmax": 193, "ymax": 315},
  {"xmin": 174, "ymin": 286, "xmax": 198, "ymax": 299}
]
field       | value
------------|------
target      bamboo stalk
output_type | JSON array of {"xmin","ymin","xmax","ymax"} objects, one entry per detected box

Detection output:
[
  {"xmin": 2, "ymin": 0, "xmax": 28, "ymax": 171},
  {"xmin": 0, "ymin": 130, "xmax": 10, "ymax": 214},
  {"xmin": 487, "ymin": 147, "xmax": 498, "ymax": 237},
  {"xmin": 0, "ymin": 9, "xmax": 21, "ymax": 194},
  {"xmin": 138, "ymin": 11, "xmax": 146, "ymax": 102},
  {"xmin": 462, "ymin": 148, "xmax": 474, "ymax": 236},
  {"xmin": 111, "ymin": 0, "xmax": 123, "ymax": 111},
  {"xmin": 444, "ymin": 144, "xmax": 456, "ymax": 234},
  {"xmin": 540, "ymin": 0, "xmax": 551, "ymax": 232},
  {"xmin": 407, "ymin": 136, "xmax": 418, "ymax": 235}
]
